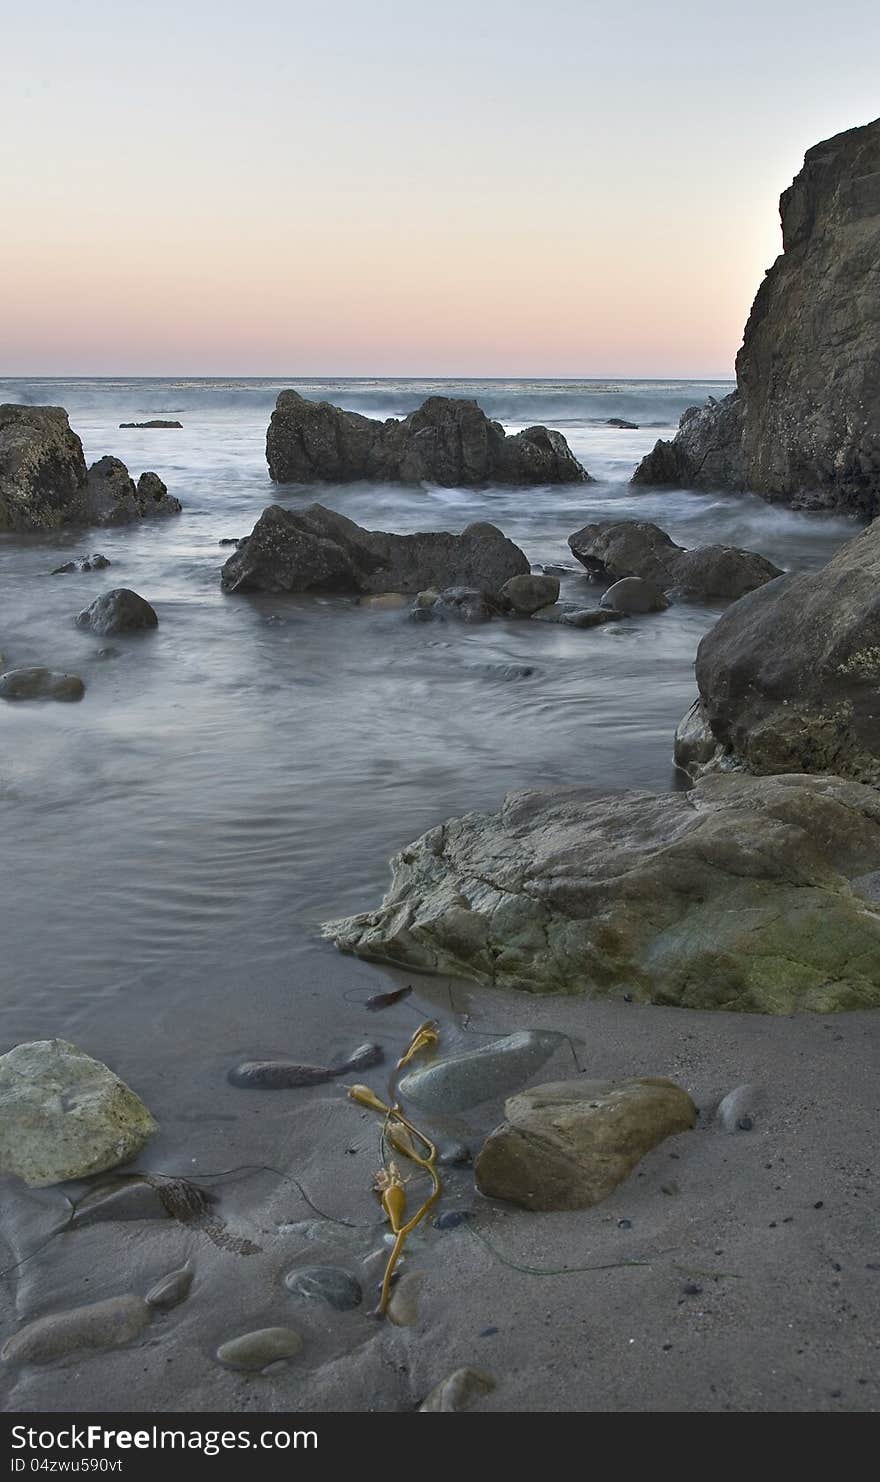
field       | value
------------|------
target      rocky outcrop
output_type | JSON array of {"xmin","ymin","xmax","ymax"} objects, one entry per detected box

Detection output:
[
  {"xmin": 0, "ymin": 1039, "xmax": 157, "ymax": 1187},
  {"xmin": 689, "ymin": 518, "xmax": 880, "ymax": 782},
  {"xmin": 0, "ymin": 405, "xmax": 181, "ymax": 530},
  {"xmin": 324, "ymin": 772, "xmax": 880, "ymax": 1012},
  {"xmin": 266, "ymin": 392, "xmax": 589, "ymax": 487},
  {"xmin": 119, "ymin": 420, "xmax": 183, "ymax": 428},
  {"xmin": 76, "ymin": 589, "xmax": 159, "ymax": 636},
  {"xmin": 632, "ymin": 118, "xmax": 880, "ymax": 515},
  {"xmin": 569, "ymin": 519, "xmax": 782, "ymax": 600},
  {"xmin": 474, "ymin": 1078, "xmax": 696, "ymax": 1211},
  {"xmin": 220, "ymin": 503, "xmax": 530, "ymax": 595}
]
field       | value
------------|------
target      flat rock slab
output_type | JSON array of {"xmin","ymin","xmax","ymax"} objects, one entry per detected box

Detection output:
[
  {"xmin": 475, "ymin": 1077, "xmax": 696, "ymax": 1211},
  {"xmin": 0, "ymin": 668, "xmax": 84, "ymax": 702},
  {"xmin": 397, "ymin": 1030, "xmax": 566, "ymax": 1114},
  {"xmin": 0, "ymin": 1039, "xmax": 158, "ymax": 1187},
  {"xmin": 325, "ymin": 772, "xmax": 880, "ymax": 1012},
  {"xmin": 1, "ymin": 1295, "xmax": 150, "ymax": 1365}
]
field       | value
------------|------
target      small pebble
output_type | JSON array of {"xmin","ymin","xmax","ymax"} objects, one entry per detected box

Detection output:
[
  {"xmin": 480, "ymin": 1326, "xmax": 499, "ymax": 1337},
  {"xmin": 216, "ymin": 1327, "xmax": 302, "ymax": 1372},
  {"xmin": 433, "ymin": 1210, "xmax": 472, "ymax": 1231},
  {"xmin": 419, "ymin": 1367, "xmax": 495, "ymax": 1412},
  {"xmin": 284, "ymin": 1266, "xmax": 362, "ymax": 1311},
  {"xmin": 437, "ymin": 1141, "xmax": 472, "ymax": 1167},
  {"xmin": 618, "ymin": 1218, "xmax": 632, "ymax": 1230},
  {"xmin": 146, "ymin": 1267, "xmax": 194, "ymax": 1312},
  {"xmin": 681, "ymin": 1282, "xmax": 703, "ymax": 1296},
  {"xmin": 386, "ymin": 1272, "xmax": 422, "ymax": 1327}
]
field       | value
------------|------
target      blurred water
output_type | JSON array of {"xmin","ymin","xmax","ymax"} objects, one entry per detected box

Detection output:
[{"xmin": 0, "ymin": 378, "xmax": 858, "ymax": 1095}]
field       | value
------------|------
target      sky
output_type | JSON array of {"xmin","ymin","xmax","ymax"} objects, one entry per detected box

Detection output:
[{"xmin": 1, "ymin": 0, "xmax": 878, "ymax": 377}]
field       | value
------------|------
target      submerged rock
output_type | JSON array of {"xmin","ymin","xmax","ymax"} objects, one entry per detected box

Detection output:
[
  {"xmin": 119, "ymin": 420, "xmax": 183, "ymax": 429},
  {"xmin": 475, "ymin": 1078, "xmax": 696, "ymax": 1211},
  {"xmin": 0, "ymin": 668, "xmax": 85, "ymax": 702},
  {"xmin": 568, "ymin": 520, "xmax": 781, "ymax": 600},
  {"xmin": 530, "ymin": 602, "xmax": 621, "ymax": 628},
  {"xmin": 266, "ymin": 392, "xmax": 589, "ymax": 487},
  {"xmin": 220, "ymin": 504, "xmax": 529, "ymax": 597},
  {"xmin": 51, "ymin": 553, "xmax": 111, "ymax": 574},
  {"xmin": 419, "ymin": 1367, "xmax": 495, "ymax": 1411},
  {"xmin": 324, "ymin": 773, "xmax": 880, "ymax": 1012},
  {"xmin": 1, "ymin": 1295, "xmax": 151, "ymax": 1366},
  {"xmin": 397, "ymin": 1030, "xmax": 565, "ymax": 1114},
  {"xmin": 216, "ymin": 1326, "xmax": 303, "ymax": 1372},
  {"xmin": 284, "ymin": 1266, "xmax": 362, "ymax": 1311},
  {"xmin": 228, "ymin": 1060, "xmax": 334, "ymax": 1089},
  {"xmin": 0, "ymin": 404, "xmax": 180, "ymax": 530},
  {"xmin": 691, "ymin": 519, "xmax": 880, "ymax": 782},
  {"xmin": 412, "ymin": 586, "xmax": 507, "ymax": 624},
  {"xmin": 0, "ymin": 1039, "xmax": 158, "ymax": 1187},
  {"xmin": 632, "ymin": 118, "xmax": 880, "ymax": 516},
  {"xmin": 76, "ymin": 588, "xmax": 158, "ymax": 636}
]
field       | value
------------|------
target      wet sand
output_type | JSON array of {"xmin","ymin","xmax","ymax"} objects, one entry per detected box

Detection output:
[{"xmin": 2, "ymin": 940, "xmax": 877, "ymax": 1413}]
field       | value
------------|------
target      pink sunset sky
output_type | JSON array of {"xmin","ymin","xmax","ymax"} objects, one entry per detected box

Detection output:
[{"xmin": 1, "ymin": 0, "xmax": 878, "ymax": 377}]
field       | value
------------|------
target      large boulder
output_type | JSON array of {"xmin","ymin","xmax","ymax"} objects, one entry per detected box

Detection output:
[
  {"xmin": 220, "ymin": 503, "xmax": 530, "ymax": 595},
  {"xmin": 0, "ymin": 405, "xmax": 87, "ymax": 531},
  {"xmin": 0, "ymin": 405, "xmax": 180, "ymax": 530},
  {"xmin": 691, "ymin": 518, "xmax": 880, "ymax": 781},
  {"xmin": 474, "ymin": 1078, "xmax": 696, "ymax": 1211},
  {"xmin": 568, "ymin": 519, "xmax": 782, "ymax": 600},
  {"xmin": 632, "ymin": 118, "xmax": 880, "ymax": 515},
  {"xmin": 324, "ymin": 772, "xmax": 880, "ymax": 1012},
  {"xmin": 266, "ymin": 392, "xmax": 589, "ymax": 487},
  {"xmin": 0, "ymin": 1039, "xmax": 158, "ymax": 1187}
]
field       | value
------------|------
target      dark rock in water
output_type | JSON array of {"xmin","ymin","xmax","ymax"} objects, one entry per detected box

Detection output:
[
  {"xmin": 216, "ymin": 1326, "xmax": 302, "ymax": 1372},
  {"xmin": 632, "ymin": 118, "xmax": 880, "ymax": 516},
  {"xmin": 51, "ymin": 553, "xmax": 111, "ymax": 574},
  {"xmin": 475, "ymin": 1078, "xmax": 696, "ymax": 1211},
  {"xmin": 76, "ymin": 589, "xmax": 158, "ymax": 636},
  {"xmin": 365, "ymin": 985, "xmax": 412, "ymax": 1011},
  {"xmin": 0, "ymin": 404, "xmax": 88, "ymax": 532},
  {"xmin": 266, "ymin": 392, "xmax": 590, "ymax": 487},
  {"xmin": 691, "ymin": 519, "xmax": 880, "ymax": 782},
  {"xmin": 500, "ymin": 572, "xmax": 560, "ymax": 615},
  {"xmin": 324, "ymin": 772, "xmax": 880, "ymax": 1011},
  {"xmin": 284, "ymin": 1265, "xmax": 362, "ymax": 1311},
  {"xmin": 333, "ymin": 1042, "xmax": 383, "ymax": 1073},
  {"xmin": 606, "ymin": 417, "xmax": 639, "ymax": 429},
  {"xmin": 413, "ymin": 586, "xmax": 507, "ymax": 624},
  {"xmin": 530, "ymin": 602, "xmax": 622, "ymax": 628},
  {"xmin": 218, "ymin": 537, "xmax": 244, "ymax": 546},
  {"xmin": 228, "ymin": 1060, "xmax": 334, "ymax": 1089},
  {"xmin": 220, "ymin": 503, "xmax": 530, "ymax": 597},
  {"xmin": 119, "ymin": 420, "xmax": 183, "ymax": 429},
  {"xmin": 569, "ymin": 519, "xmax": 781, "ymax": 601},
  {"xmin": 82, "ymin": 457, "xmax": 181, "ymax": 526},
  {"xmin": 145, "ymin": 1266, "xmax": 194, "ymax": 1311},
  {"xmin": 96, "ymin": 646, "xmax": 120, "ymax": 660},
  {"xmin": 600, "ymin": 577, "xmax": 669, "ymax": 614},
  {"xmin": 0, "ymin": 668, "xmax": 85, "ymax": 702},
  {"xmin": 1, "ymin": 1295, "xmax": 151, "ymax": 1366}
]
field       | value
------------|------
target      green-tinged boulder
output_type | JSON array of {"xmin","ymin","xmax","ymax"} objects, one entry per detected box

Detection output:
[
  {"xmin": 0, "ymin": 1039, "xmax": 158, "ymax": 1187},
  {"xmin": 324, "ymin": 772, "xmax": 880, "ymax": 1012}
]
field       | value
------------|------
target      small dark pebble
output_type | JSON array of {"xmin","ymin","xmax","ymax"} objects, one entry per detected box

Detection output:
[
  {"xmin": 682, "ymin": 1282, "xmax": 702, "ymax": 1296},
  {"xmin": 623, "ymin": 993, "xmax": 633, "ymax": 1003},
  {"xmin": 814, "ymin": 1200, "xmax": 824, "ymax": 1209},
  {"xmin": 480, "ymin": 1327, "xmax": 499, "ymax": 1337},
  {"xmin": 736, "ymin": 1115, "xmax": 753, "ymax": 1131},
  {"xmin": 769, "ymin": 1221, "xmax": 777, "ymax": 1228},
  {"xmin": 228, "ymin": 1060, "xmax": 333, "ymax": 1089},
  {"xmin": 433, "ymin": 1210, "xmax": 472, "ymax": 1231},
  {"xmin": 365, "ymin": 985, "xmax": 413, "ymax": 1011},
  {"xmin": 618, "ymin": 1218, "xmax": 632, "ymax": 1229},
  {"xmin": 865, "ymin": 1262, "xmax": 879, "ymax": 1271},
  {"xmin": 662, "ymin": 1343, "xmax": 673, "ymax": 1351},
  {"xmin": 832, "ymin": 1262, "xmax": 843, "ymax": 1272}
]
